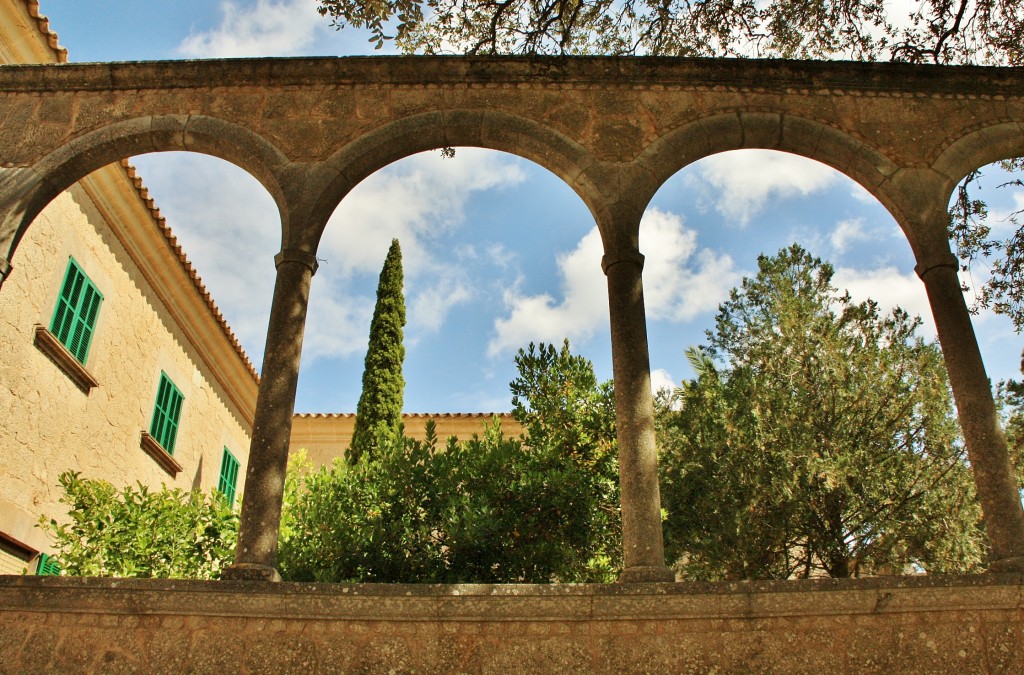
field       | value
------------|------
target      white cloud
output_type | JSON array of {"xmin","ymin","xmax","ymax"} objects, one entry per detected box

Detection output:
[
  {"xmin": 689, "ymin": 150, "xmax": 838, "ymax": 225},
  {"xmin": 832, "ymin": 266, "xmax": 935, "ymax": 337},
  {"xmin": 319, "ymin": 149, "xmax": 526, "ymax": 280},
  {"xmin": 985, "ymin": 189, "xmax": 1024, "ymax": 237},
  {"xmin": 129, "ymin": 152, "xmax": 280, "ymax": 369},
  {"xmin": 409, "ymin": 275, "xmax": 473, "ymax": 333},
  {"xmin": 830, "ymin": 218, "xmax": 870, "ymax": 253},
  {"xmin": 488, "ymin": 208, "xmax": 736, "ymax": 357},
  {"xmin": 489, "ymin": 227, "xmax": 608, "ymax": 357},
  {"xmin": 650, "ymin": 368, "xmax": 677, "ymax": 396},
  {"xmin": 178, "ymin": 0, "xmax": 324, "ymax": 58},
  {"xmin": 309, "ymin": 149, "xmax": 526, "ymax": 359},
  {"xmin": 133, "ymin": 149, "xmax": 527, "ymax": 368},
  {"xmin": 641, "ymin": 209, "xmax": 740, "ymax": 321}
]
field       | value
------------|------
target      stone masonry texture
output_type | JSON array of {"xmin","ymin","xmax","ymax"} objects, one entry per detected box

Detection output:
[{"xmin": 1, "ymin": 574, "xmax": 1022, "ymax": 673}]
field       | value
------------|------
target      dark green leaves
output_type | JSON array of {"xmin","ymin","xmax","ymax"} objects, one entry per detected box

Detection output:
[
  {"xmin": 279, "ymin": 340, "xmax": 620, "ymax": 583},
  {"xmin": 658, "ymin": 245, "xmax": 985, "ymax": 580},
  {"xmin": 350, "ymin": 238, "xmax": 407, "ymax": 464},
  {"xmin": 39, "ymin": 471, "xmax": 239, "ymax": 579}
]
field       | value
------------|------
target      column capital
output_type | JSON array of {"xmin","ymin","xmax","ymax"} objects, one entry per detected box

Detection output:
[
  {"xmin": 274, "ymin": 248, "xmax": 319, "ymax": 275},
  {"xmin": 602, "ymin": 249, "xmax": 645, "ymax": 275},
  {"xmin": 0, "ymin": 255, "xmax": 11, "ymax": 289},
  {"xmin": 914, "ymin": 252, "xmax": 958, "ymax": 279}
]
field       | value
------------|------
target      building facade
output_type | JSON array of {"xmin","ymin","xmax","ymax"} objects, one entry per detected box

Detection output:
[
  {"xmin": 0, "ymin": 0, "xmax": 258, "ymax": 574},
  {"xmin": 290, "ymin": 412, "xmax": 524, "ymax": 467}
]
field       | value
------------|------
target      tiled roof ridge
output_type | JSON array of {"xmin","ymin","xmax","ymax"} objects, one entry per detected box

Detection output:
[
  {"xmin": 23, "ymin": 1, "xmax": 67, "ymax": 63},
  {"xmin": 295, "ymin": 412, "xmax": 515, "ymax": 419},
  {"xmin": 119, "ymin": 159, "xmax": 260, "ymax": 383}
]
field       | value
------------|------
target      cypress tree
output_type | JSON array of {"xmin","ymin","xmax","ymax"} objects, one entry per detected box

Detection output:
[{"xmin": 349, "ymin": 238, "xmax": 406, "ymax": 463}]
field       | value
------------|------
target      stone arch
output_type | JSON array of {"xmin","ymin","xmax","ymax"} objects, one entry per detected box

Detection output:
[
  {"xmin": 305, "ymin": 110, "xmax": 605, "ymax": 246},
  {"xmin": 0, "ymin": 115, "xmax": 291, "ymax": 271},
  {"xmin": 635, "ymin": 112, "xmax": 904, "ymax": 226},
  {"xmin": 932, "ymin": 121, "xmax": 1024, "ymax": 202}
]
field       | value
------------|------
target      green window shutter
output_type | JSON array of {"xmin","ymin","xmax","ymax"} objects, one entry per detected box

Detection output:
[
  {"xmin": 218, "ymin": 447, "xmax": 240, "ymax": 506},
  {"xmin": 36, "ymin": 553, "xmax": 60, "ymax": 576},
  {"xmin": 50, "ymin": 258, "xmax": 103, "ymax": 364},
  {"xmin": 149, "ymin": 372, "xmax": 184, "ymax": 454}
]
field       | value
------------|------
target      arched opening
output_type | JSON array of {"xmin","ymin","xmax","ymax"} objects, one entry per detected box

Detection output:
[
  {"xmin": 300, "ymin": 145, "xmax": 602, "ymax": 417},
  {"xmin": 281, "ymin": 146, "xmax": 630, "ymax": 582},
  {"xmin": 0, "ymin": 148, "xmax": 281, "ymax": 566},
  {"xmin": 644, "ymin": 148, "xmax": 993, "ymax": 579}
]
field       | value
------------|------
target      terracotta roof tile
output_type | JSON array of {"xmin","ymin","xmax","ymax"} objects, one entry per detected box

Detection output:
[
  {"xmin": 294, "ymin": 412, "xmax": 515, "ymax": 419},
  {"xmin": 119, "ymin": 159, "xmax": 260, "ymax": 383},
  {"xmin": 24, "ymin": 1, "xmax": 67, "ymax": 63}
]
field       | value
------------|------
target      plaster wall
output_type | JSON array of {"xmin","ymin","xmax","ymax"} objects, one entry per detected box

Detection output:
[
  {"xmin": 291, "ymin": 413, "xmax": 524, "ymax": 466},
  {"xmin": 0, "ymin": 181, "xmax": 251, "ymax": 554},
  {"xmin": 0, "ymin": 0, "xmax": 256, "ymax": 561},
  {"xmin": 1, "ymin": 574, "xmax": 1021, "ymax": 672}
]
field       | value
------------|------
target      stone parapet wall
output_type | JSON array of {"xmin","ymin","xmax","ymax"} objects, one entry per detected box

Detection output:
[{"xmin": 1, "ymin": 574, "xmax": 1021, "ymax": 672}]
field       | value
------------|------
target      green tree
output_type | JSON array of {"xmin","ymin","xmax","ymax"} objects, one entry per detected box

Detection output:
[
  {"xmin": 949, "ymin": 161, "xmax": 1024, "ymax": 329},
  {"xmin": 658, "ymin": 245, "xmax": 985, "ymax": 580},
  {"xmin": 278, "ymin": 340, "xmax": 621, "ymax": 583},
  {"xmin": 39, "ymin": 471, "xmax": 238, "ymax": 579},
  {"xmin": 349, "ymin": 238, "xmax": 407, "ymax": 464},
  {"xmin": 997, "ymin": 368, "xmax": 1024, "ymax": 491}
]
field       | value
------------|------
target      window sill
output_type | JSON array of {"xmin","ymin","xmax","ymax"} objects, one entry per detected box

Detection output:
[
  {"xmin": 33, "ymin": 325, "xmax": 98, "ymax": 394},
  {"xmin": 140, "ymin": 431, "xmax": 182, "ymax": 477}
]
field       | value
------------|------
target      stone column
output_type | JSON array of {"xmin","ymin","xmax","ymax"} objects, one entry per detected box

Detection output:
[
  {"xmin": 224, "ymin": 248, "xmax": 318, "ymax": 581},
  {"xmin": 603, "ymin": 248, "xmax": 675, "ymax": 583},
  {"xmin": 915, "ymin": 245, "xmax": 1024, "ymax": 572}
]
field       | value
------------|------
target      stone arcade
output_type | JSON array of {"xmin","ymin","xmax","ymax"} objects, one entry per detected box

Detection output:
[{"xmin": 1, "ymin": 57, "xmax": 1023, "ymax": 670}]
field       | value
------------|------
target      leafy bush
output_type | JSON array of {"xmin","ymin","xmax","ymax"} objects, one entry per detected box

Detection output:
[
  {"xmin": 278, "ymin": 340, "xmax": 621, "ymax": 583},
  {"xmin": 39, "ymin": 471, "xmax": 238, "ymax": 579},
  {"xmin": 279, "ymin": 418, "xmax": 618, "ymax": 583}
]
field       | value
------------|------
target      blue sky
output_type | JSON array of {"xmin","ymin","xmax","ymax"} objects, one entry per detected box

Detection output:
[{"xmin": 39, "ymin": 0, "xmax": 1024, "ymax": 413}]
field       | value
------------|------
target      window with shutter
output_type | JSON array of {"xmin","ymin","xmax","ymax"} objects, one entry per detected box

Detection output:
[
  {"xmin": 50, "ymin": 257, "xmax": 103, "ymax": 364},
  {"xmin": 218, "ymin": 447, "xmax": 240, "ymax": 506},
  {"xmin": 149, "ymin": 372, "xmax": 184, "ymax": 454},
  {"xmin": 36, "ymin": 553, "xmax": 60, "ymax": 576}
]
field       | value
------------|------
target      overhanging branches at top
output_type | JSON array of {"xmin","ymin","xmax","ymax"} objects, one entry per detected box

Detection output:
[{"xmin": 316, "ymin": 0, "xmax": 1023, "ymax": 65}]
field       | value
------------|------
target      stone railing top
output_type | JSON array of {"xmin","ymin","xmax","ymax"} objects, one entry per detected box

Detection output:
[{"xmin": 0, "ymin": 56, "xmax": 1021, "ymax": 98}]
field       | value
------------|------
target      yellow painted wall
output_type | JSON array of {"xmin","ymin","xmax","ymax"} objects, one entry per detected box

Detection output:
[
  {"xmin": 0, "ymin": 0, "xmax": 255, "ymax": 558},
  {"xmin": 0, "ymin": 185, "xmax": 253, "ymax": 553},
  {"xmin": 291, "ymin": 413, "xmax": 524, "ymax": 467}
]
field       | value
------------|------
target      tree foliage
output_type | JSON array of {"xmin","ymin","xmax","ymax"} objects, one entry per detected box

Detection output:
[
  {"xmin": 316, "ymin": 0, "xmax": 1023, "ymax": 65},
  {"xmin": 950, "ymin": 159, "xmax": 1024, "ymax": 329},
  {"xmin": 39, "ymin": 471, "xmax": 238, "ymax": 579},
  {"xmin": 350, "ymin": 238, "xmax": 407, "ymax": 463},
  {"xmin": 657, "ymin": 245, "xmax": 985, "ymax": 580},
  {"xmin": 997, "ymin": 370, "xmax": 1024, "ymax": 492},
  {"xmin": 278, "ymin": 340, "xmax": 620, "ymax": 583}
]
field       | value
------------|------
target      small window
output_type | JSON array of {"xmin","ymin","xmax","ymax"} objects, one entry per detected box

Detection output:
[
  {"xmin": 50, "ymin": 257, "xmax": 103, "ymax": 364},
  {"xmin": 218, "ymin": 447, "xmax": 240, "ymax": 506},
  {"xmin": 149, "ymin": 372, "xmax": 184, "ymax": 454},
  {"xmin": 36, "ymin": 553, "xmax": 60, "ymax": 576}
]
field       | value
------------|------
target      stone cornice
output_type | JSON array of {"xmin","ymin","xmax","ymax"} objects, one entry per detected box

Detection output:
[{"xmin": 0, "ymin": 56, "xmax": 1021, "ymax": 99}]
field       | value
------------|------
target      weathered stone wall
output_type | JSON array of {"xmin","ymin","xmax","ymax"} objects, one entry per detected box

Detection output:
[
  {"xmin": 1, "ymin": 574, "xmax": 1021, "ymax": 672},
  {"xmin": 0, "ymin": 179, "xmax": 251, "ymax": 554}
]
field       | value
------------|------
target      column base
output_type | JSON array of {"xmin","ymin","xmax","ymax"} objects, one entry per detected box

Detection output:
[
  {"xmin": 987, "ymin": 556, "xmax": 1024, "ymax": 573},
  {"xmin": 221, "ymin": 563, "xmax": 282, "ymax": 582},
  {"xmin": 618, "ymin": 565, "xmax": 676, "ymax": 583}
]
